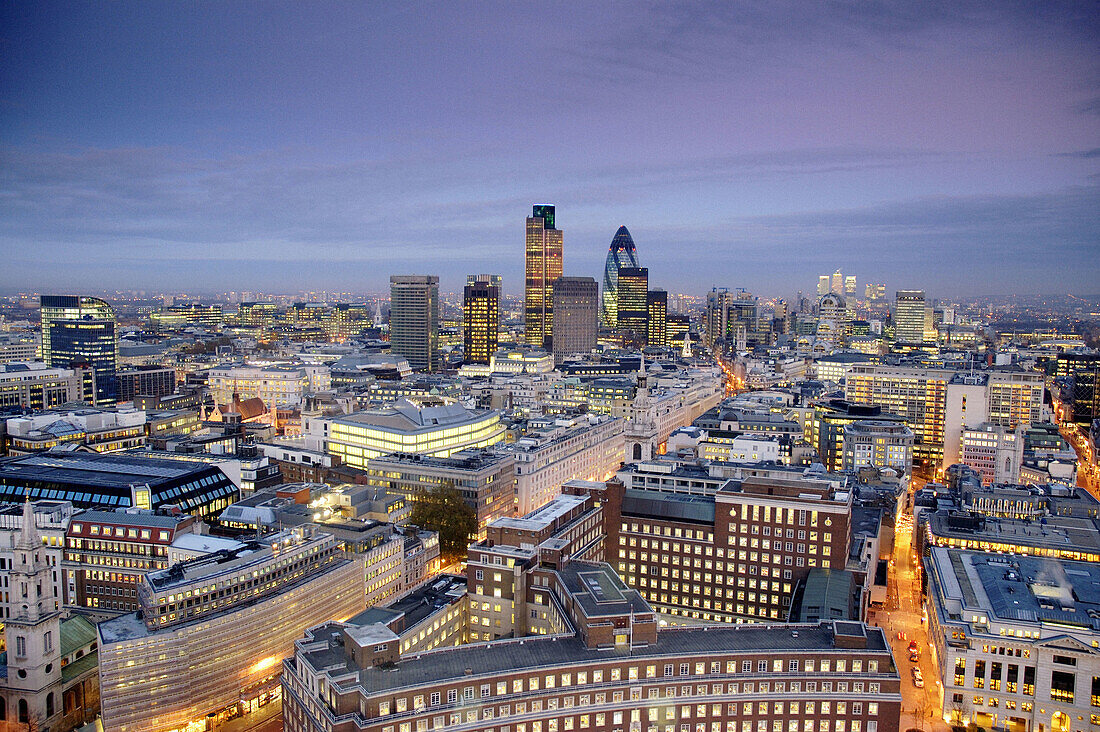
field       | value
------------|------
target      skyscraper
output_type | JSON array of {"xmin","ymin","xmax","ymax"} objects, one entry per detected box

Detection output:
[
  {"xmin": 389, "ymin": 275, "xmax": 440, "ymax": 372},
  {"xmin": 601, "ymin": 225, "xmax": 640, "ymax": 328},
  {"xmin": 817, "ymin": 275, "xmax": 830, "ymax": 296},
  {"xmin": 894, "ymin": 289, "xmax": 927, "ymax": 344},
  {"xmin": 463, "ymin": 275, "xmax": 500, "ymax": 365},
  {"xmin": 551, "ymin": 276, "xmax": 598, "ymax": 365},
  {"xmin": 831, "ymin": 269, "xmax": 843, "ymax": 294},
  {"xmin": 40, "ymin": 295, "xmax": 118, "ymax": 405},
  {"xmin": 524, "ymin": 205, "xmax": 563, "ymax": 349},
  {"xmin": 646, "ymin": 290, "xmax": 668, "ymax": 347},
  {"xmin": 844, "ymin": 274, "xmax": 857, "ymax": 294},
  {"xmin": 615, "ymin": 267, "xmax": 648, "ymax": 346}
]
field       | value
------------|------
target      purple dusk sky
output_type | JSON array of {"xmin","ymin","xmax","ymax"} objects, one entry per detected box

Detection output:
[{"xmin": 1, "ymin": 2, "xmax": 1098, "ymax": 298}]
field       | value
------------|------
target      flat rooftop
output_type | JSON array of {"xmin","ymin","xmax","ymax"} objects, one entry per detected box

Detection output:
[
  {"xmin": 0, "ymin": 452, "xmax": 217, "ymax": 488},
  {"xmin": 931, "ymin": 548, "xmax": 1100, "ymax": 630},
  {"xmin": 927, "ymin": 511, "xmax": 1100, "ymax": 555},
  {"xmin": 491, "ymin": 494, "xmax": 588, "ymax": 532},
  {"xmin": 302, "ymin": 622, "xmax": 893, "ymax": 695}
]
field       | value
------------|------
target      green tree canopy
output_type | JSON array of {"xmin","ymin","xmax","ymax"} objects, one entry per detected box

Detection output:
[{"xmin": 408, "ymin": 487, "xmax": 477, "ymax": 562}]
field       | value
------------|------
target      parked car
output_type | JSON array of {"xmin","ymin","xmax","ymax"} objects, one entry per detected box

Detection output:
[{"xmin": 912, "ymin": 668, "xmax": 924, "ymax": 688}]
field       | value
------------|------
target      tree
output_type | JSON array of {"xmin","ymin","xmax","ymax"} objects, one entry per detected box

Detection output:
[{"xmin": 408, "ymin": 487, "xmax": 478, "ymax": 563}]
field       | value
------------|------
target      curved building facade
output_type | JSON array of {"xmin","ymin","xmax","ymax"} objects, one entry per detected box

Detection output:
[{"xmin": 601, "ymin": 225, "xmax": 640, "ymax": 328}]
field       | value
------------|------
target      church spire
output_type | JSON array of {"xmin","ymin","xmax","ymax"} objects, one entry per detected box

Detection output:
[{"xmin": 17, "ymin": 490, "xmax": 38, "ymax": 551}]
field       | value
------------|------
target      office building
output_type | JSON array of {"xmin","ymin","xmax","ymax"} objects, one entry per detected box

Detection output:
[
  {"xmin": 893, "ymin": 290, "xmax": 926, "ymax": 344},
  {"xmin": 0, "ymin": 451, "xmax": 239, "ymax": 519},
  {"xmin": 311, "ymin": 396, "xmax": 505, "ymax": 469},
  {"xmin": 817, "ymin": 274, "xmax": 831, "ymax": 296},
  {"xmin": 365, "ymin": 449, "xmax": 516, "ymax": 534},
  {"xmin": 811, "ymin": 399, "xmax": 908, "ymax": 473},
  {"xmin": 844, "ymin": 275, "xmax": 856, "ymax": 295},
  {"xmin": 0, "ymin": 361, "xmax": 92, "ymax": 410},
  {"xmin": 63, "ymin": 509, "xmax": 199, "ymax": 614},
  {"xmin": 667, "ymin": 313, "xmax": 690, "ymax": 349},
  {"xmin": 551, "ymin": 276, "xmax": 598, "ymax": 365},
  {"xmin": 1056, "ymin": 352, "xmax": 1100, "ymax": 426},
  {"xmin": 525, "ymin": 205, "xmax": 563, "ymax": 349},
  {"xmin": 0, "ymin": 334, "xmax": 40, "ymax": 364},
  {"xmin": 615, "ymin": 267, "xmax": 648, "ymax": 344},
  {"xmin": 116, "ymin": 365, "xmax": 177, "ymax": 402},
  {"xmin": 601, "ymin": 225, "xmax": 640, "ymax": 328},
  {"xmin": 927, "ymin": 548, "xmax": 1100, "ymax": 731},
  {"xmin": 831, "ymin": 269, "xmax": 844, "ymax": 295},
  {"xmin": 462, "ymin": 276, "xmax": 500, "ymax": 365},
  {"xmin": 841, "ymin": 421, "xmax": 914, "ymax": 475},
  {"xmin": 705, "ymin": 288, "xmax": 759, "ymax": 351},
  {"xmin": 609, "ymin": 461, "xmax": 853, "ymax": 623},
  {"xmin": 97, "ymin": 527, "xmax": 365, "ymax": 732},
  {"xmin": 3, "ymin": 406, "xmax": 148, "ymax": 455},
  {"xmin": 846, "ymin": 365, "xmax": 1043, "ymax": 474},
  {"xmin": 505, "ymin": 414, "xmax": 624, "ymax": 514},
  {"xmin": 236, "ymin": 301, "xmax": 278, "ymax": 327},
  {"xmin": 389, "ymin": 275, "xmax": 440, "ymax": 372},
  {"xmin": 646, "ymin": 289, "xmax": 668, "ymax": 348},
  {"xmin": 40, "ymin": 295, "xmax": 119, "ymax": 405},
  {"xmin": 208, "ymin": 363, "xmax": 330, "ymax": 407},
  {"xmin": 286, "ymin": 608, "xmax": 898, "ymax": 732}
]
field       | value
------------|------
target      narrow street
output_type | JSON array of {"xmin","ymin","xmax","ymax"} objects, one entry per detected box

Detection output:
[{"xmin": 880, "ymin": 502, "xmax": 951, "ymax": 732}]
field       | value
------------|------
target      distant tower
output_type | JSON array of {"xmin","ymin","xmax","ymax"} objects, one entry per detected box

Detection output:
[
  {"xmin": 817, "ymin": 275, "xmax": 830, "ymax": 296},
  {"xmin": 551, "ymin": 277, "xmax": 598, "ymax": 365},
  {"xmin": 601, "ymin": 226, "xmax": 640, "ymax": 328},
  {"xmin": 40, "ymin": 295, "xmax": 119, "ymax": 404},
  {"xmin": 389, "ymin": 275, "xmax": 440, "ymax": 372},
  {"xmin": 844, "ymin": 275, "xmax": 857, "ymax": 295},
  {"xmin": 3, "ymin": 498, "xmax": 63, "ymax": 729},
  {"xmin": 830, "ymin": 270, "xmax": 843, "ymax": 295},
  {"xmin": 463, "ymin": 275, "xmax": 501, "ymax": 365},
  {"xmin": 646, "ymin": 290, "xmax": 668, "ymax": 348},
  {"xmin": 894, "ymin": 290, "xmax": 927, "ymax": 344},
  {"xmin": 615, "ymin": 267, "xmax": 649, "ymax": 347},
  {"xmin": 525, "ymin": 205, "xmax": 563, "ymax": 349}
]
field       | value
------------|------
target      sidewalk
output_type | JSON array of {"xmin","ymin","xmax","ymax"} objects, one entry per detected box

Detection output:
[{"xmin": 214, "ymin": 698, "xmax": 283, "ymax": 732}]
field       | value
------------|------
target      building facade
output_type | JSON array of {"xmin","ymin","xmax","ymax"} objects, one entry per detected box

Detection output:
[
  {"xmin": 551, "ymin": 276, "xmax": 598, "ymax": 365},
  {"xmin": 463, "ymin": 276, "xmax": 501, "ymax": 365},
  {"xmin": 525, "ymin": 205, "xmax": 564, "ymax": 349},
  {"xmin": 390, "ymin": 275, "xmax": 441, "ymax": 373},
  {"xmin": 97, "ymin": 527, "xmax": 366, "ymax": 732},
  {"xmin": 40, "ymin": 295, "xmax": 119, "ymax": 405},
  {"xmin": 0, "ymin": 362, "xmax": 92, "ymax": 411},
  {"xmin": 601, "ymin": 225, "xmax": 640, "ymax": 328}
]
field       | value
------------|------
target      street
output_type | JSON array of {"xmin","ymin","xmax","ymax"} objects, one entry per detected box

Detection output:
[{"xmin": 879, "ymin": 501, "xmax": 951, "ymax": 732}]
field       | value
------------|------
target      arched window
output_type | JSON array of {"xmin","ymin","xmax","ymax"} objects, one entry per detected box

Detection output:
[
  {"xmin": 46, "ymin": 692, "xmax": 55, "ymax": 717},
  {"xmin": 18, "ymin": 698, "xmax": 29, "ymax": 723},
  {"xmin": 0, "ymin": 695, "xmax": 6, "ymax": 720},
  {"xmin": 633, "ymin": 443, "xmax": 642, "ymax": 461}
]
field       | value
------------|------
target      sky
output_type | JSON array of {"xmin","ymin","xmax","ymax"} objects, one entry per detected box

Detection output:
[{"xmin": 1, "ymin": 1, "xmax": 1098, "ymax": 299}]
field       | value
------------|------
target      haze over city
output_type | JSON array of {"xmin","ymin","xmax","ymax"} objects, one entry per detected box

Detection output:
[{"xmin": 2, "ymin": 1, "xmax": 1098, "ymax": 296}]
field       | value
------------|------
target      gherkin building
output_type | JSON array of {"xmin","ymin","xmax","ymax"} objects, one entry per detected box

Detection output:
[{"xmin": 601, "ymin": 225, "xmax": 640, "ymax": 327}]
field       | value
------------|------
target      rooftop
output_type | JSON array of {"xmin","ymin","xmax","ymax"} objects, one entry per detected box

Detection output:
[
  {"xmin": 302, "ymin": 621, "xmax": 893, "ymax": 696},
  {"xmin": 931, "ymin": 547, "xmax": 1100, "ymax": 630},
  {"xmin": 329, "ymin": 398, "xmax": 496, "ymax": 433}
]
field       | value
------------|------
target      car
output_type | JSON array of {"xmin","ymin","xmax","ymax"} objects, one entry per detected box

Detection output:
[
  {"xmin": 911, "ymin": 668, "xmax": 924, "ymax": 688},
  {"xmin": 909, "ymin": 651, "xmax": 919, "ymax": 663},
  {"xmin": 908, "ymin": 640, "xmax": 919, "ymax": 652}
]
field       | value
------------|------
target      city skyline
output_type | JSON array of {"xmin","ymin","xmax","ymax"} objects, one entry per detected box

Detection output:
[{"xmin": 1, "ymin": 3, "xmax": 1098, "ymax": 296}]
